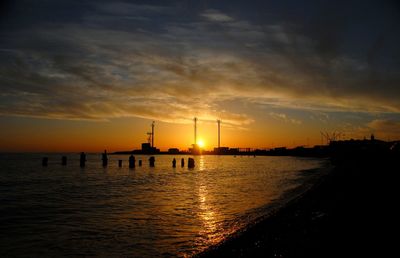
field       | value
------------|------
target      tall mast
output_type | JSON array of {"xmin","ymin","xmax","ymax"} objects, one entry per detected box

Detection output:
[
  {"xmin": 151, "ymin": 121, "xmax": 155, "ymax": 148},
  {"xmin": 194, "ymin": 117, "xmax": 197, "ymax": 145},
  {"xmin": 217, "ymin": 119, "xmax": 221, "ymax": 149}
]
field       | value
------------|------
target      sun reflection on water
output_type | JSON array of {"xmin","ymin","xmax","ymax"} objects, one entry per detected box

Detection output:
[
  {"xmin": 197, "ymin": 182, "xmax": 223, "ymax": 247},
  {"xmin": 198, "ymin": 155, "xmax": 205, "ymax": 171}
]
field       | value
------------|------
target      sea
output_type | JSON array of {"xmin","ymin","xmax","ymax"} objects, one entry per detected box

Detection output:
[{"xmin": 0, "ymin": 154, "xmax": 328, "ymax": 257}]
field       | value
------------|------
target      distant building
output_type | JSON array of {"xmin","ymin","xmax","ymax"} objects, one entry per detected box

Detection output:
[
  {"xmin": 142, "ymin": 143, "xmax": 151, "ymax": 152},
  {"xmin": 168, "ymin": 148, "xmax": 180, "ymax": 154},
  {"xmin": 214, "ymin": 147, "xmax": 230, "ymax": 154},
  {"xmin": 141, "ymin": 143, "xmax": 159, "ymax": 154},
  {"xmin": 229, "ymin": 148, "xmax": 239, "ymax": 154},
  {"xmin": 271, "ymin": 147, "xmax": 287, "ymax": 155}
]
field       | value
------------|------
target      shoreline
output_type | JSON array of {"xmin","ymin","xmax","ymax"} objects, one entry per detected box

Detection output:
[
  {"xmin": 194, "ymin": 163, "xmax": 333, "ymax": 258},
  {"xmin": 236, "ymin": 162, "xmax": 333, "ymax": 240},
  {"xmin": 195, "ymin": 155, "xmax": 398, "ymax": 257}
]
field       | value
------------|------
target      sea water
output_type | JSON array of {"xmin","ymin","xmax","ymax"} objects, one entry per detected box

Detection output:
[{"xmin": 0, "ymin": 154, "xmax": 327, "ymax": 257}]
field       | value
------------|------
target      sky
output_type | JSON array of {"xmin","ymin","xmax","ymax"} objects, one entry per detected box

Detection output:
[{"xmin": 1, "ymin": 0, "xmax": 400, "ymax": 152}]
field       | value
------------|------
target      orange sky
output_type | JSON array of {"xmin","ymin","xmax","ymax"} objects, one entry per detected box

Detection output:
[
  {"xmin": 1, "ymin": 114, "xmax": 391, "ymax": 153},
  {"xmin": 1, "ymin": 1, "xmax": 400, "ymax": 152}
]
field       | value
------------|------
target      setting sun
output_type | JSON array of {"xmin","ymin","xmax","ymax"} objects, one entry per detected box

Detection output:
[{"xmin": 197, "ymin": 139, "xmax": 205, "ymax": 148}]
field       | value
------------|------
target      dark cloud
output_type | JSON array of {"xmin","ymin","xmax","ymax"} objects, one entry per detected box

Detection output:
[
  {"xmin": 0, "ymin": 0, "xmax": 399, "ymax": 126},
  {"xmin": 368, "ymin": 119, "xmax": 400, "ymax": 134}
]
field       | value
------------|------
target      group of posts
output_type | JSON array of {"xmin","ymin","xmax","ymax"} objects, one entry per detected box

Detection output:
[
  {"xmin": 171, "ymin": 157, "xmax": 195, "ymax": 168},
  {"xmin": 42, "ymin": 150, "xmax": 196, "ymax": 168}
]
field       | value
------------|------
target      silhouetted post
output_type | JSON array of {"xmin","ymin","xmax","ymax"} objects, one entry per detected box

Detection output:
[
  {"xmin": 118, "ymin": 160, "xmax": 122, "ymax": 167},
  {"xmin": 61, "ymin": 156, "xmax": 67, "ymax": 166},
  {"xmin": 42, "ymin": 157, "xmax": 48, "ymax": 167},
  {"xmin": 217, "ymin": 119, "xmax": 221, "ymax": 153},
  {"xmin": 139, "ymin": 160, "xmax": 142, "ymax": 166},
  {"xmin": 172, "ymin": 158, "xmax": 176, "ymax": 168},
  {"xmin": 102, "ymin": 150, "xmax": 108, "ymax": 167},
  {"xmin": 80, "ymin": 152, "xmax": 86, "ymax": 168},
  {"xmin": 129, "ymin": 155, "xmax": 135, "ymax": 168},
  {"xmin": 149, "ymin": 156, "xmax": 155, "ymax": 167},
  {"xmin": 181, "ymin": 158, "xmax": 185, "ymax": 167},
  {"xmin": 188, "ymin": 158, "xmax": 195, "ymax": 168}
]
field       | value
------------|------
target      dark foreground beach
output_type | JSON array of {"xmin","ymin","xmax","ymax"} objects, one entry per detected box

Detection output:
[{"xmin": 197, "ymin": 142, "xmax": 399, "ymax": 257}]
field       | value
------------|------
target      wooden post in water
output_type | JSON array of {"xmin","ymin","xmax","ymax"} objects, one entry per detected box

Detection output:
[
  {"xmin": 102, "ymin": 150, "xmax": 108, "ymax": 167},
  {"xmin": 149, "ymin": 156, "xmax": 155, "ymax": 167},
  {"xmin": 61, "ymin": 156, "xmax": 67, "ymax": 166},
  {"xmin": 129, "ymin": 155, "xmax": 135, "ymax": 168},
  {"xmin": 80, "ymin": 152, "xmax": 86, "ymax": 168},
  {"xmin": 42, "ymin": 157, "xmax": 48, "ymax": 167},
  {"xmin": 188, "ymin": 158, "xmax": 195, "ymax": 168}
]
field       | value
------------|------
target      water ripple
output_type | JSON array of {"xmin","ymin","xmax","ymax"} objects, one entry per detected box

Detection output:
[{"xmin": 0, "ymin": 154, "xmax": 325, "ymax": 257}]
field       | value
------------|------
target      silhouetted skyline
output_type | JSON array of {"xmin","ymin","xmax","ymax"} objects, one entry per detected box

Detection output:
[{"xmin": 1, "ymin": 0, "xmax": 400, "ymax": 152}]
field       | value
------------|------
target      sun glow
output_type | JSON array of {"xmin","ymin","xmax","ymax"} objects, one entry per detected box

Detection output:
[{"xmin": 197, "ymin": 139, "xmax": 205, "ymax": 148}]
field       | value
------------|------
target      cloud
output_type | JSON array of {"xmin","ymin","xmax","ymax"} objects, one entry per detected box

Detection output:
[
  {"xmin": 201, "ymin": 9, "xmax": 234, "ymax": 22},
  {"xmin": 95, "ymin": 2, "xmax": 172, "ymax": 16},
  {"xmin": 0, "ymin": 26, "xmax": 254, "ymax": 125},
  {"xmin": 1, "ymin": 0, "xmax": 400, "ymax": 128},
  {"xmin": 336, "ymin": 118, "xmax": 400, "ymax": 140},
  {"xmin": 368, "ymin": 119, "xmax": 400, "ymax": 136},
  {"xmin": 269, "ymin": 112, "xmax": 302, "ymax": 125}
]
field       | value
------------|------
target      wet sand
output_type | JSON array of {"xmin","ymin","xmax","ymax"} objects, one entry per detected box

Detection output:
[{"xmin": 196, "ymin": 155, "xmax": 399, "ymax": 257}]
